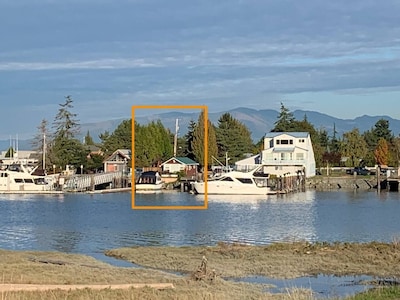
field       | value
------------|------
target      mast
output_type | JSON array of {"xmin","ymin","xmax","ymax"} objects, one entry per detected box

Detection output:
[{"xmin": 225, "ymin": 152, "xmax": 230, "ymax": 170}]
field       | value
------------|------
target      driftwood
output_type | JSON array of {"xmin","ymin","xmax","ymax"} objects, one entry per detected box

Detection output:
[
  {"xmin": 28, "ymin": 257, "xmax": 105, "ymax": 269},
  {"xmin": 191, "ymin": 256, "xmax": 217, "ymax": 282}
]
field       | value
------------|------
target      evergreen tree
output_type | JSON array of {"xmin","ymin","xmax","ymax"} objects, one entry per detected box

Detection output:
[
  {"xmin": 5, "ymin": 147, "xmax": 14, "ymax": 158},
  {"xmin": 363, "ymin": 119, "xmax": 393, "ymax": 166},
  {"xmin": 191, "ymin": 111, "xmax": 218, "ymax": 168},
  {"xmin": 329, "ymin": 123, "xmax": 340, "ymax": 153},
  {"xmin": 102, "ymin": 119, "xmax": 132, "ymax": 157},
  {"xmin": 52, "ymin": 95, "xmax": 80, "ymax": 139},
  {"xmin": 373, "ymin": 119, "xmax": 392, "ymax": 141},
  {"xmin": 84, "ymin": 131, "xmax": 95, "ymax": 145},
  {"xmin": 271, "ymin": 102, "xmax": 296, "ymax": 132},
  {"xmin": 215, "ymin": 113, "xmax": 253, "ymax": 163},
  {"xmin": 183, "ymin": 120, "xmax": 196, "ymax": 160},
  {"xmin": 133, "ymin": 120, "xmax": 173, "ymax": 167},
  {"xmin": 51, "ymin": 96, "xmax": 85, "ymax": 170},
  {"xmin": 134, "ymin": 121, "xmax": 146, "ymax": 167}
]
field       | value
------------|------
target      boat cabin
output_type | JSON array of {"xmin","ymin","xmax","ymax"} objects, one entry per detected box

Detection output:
[{"xmin": 136, "ymin": 171, "xmax": 161, "ymax": 184}]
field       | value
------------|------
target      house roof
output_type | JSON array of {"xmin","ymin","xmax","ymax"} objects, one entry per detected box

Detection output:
[
  {"xmin": 265, "ymin": 132, "xmax": 310, "ymax": 138},
  {"xmin": 103, "ymin": 149, "xmax": 131, "ymax": 162},
  {"xmin": 162, "ymin": 156, "xmax": 199, "ymax": 165}
]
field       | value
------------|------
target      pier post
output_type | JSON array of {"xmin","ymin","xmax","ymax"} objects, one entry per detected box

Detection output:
[{"xmin": 91, "ymin": 174, "xmax": 95, "ymax": 191}]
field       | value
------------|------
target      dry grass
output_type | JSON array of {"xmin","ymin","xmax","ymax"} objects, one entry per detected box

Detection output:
[
  {"xmin": 3, "ymin": 241, "xmax": 400, "ymax": 299},
  {"xmin": 0, "ymin": 249, "xmax": 277, "ymax": 300},
  {"xmin": 106, "ymin": 241, "xmax": 400, "ymax": 279}
]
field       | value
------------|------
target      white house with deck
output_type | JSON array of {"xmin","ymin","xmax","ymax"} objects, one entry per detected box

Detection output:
[
  {"xmin": 261, "ymin": 132, "xmax": 316, "ymax": 178},
  {"xmin": 235, "ymin": 132, "xmax": 316, "ymax": 178}
]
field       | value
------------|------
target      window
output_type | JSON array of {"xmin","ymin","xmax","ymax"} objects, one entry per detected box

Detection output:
[
  {"xmin": 220, "ymin": 177, "xmax": 234, "ymax": 181},
  {"xmin": 299, "ymin": 139, "xmax": 305, "ymax": 143},
  {"xmin": 15, "ymin": 179, "xmax": 23, "ymax": 183},
  {"xmin": 237, "ymin": 178, "xmax": 253, "ymax": 184},
  {"xmin": 24, "ymin": 179, "xmax": 34, "ymax": 183},
  {"xmin": 296, "ymin": 153, "xmax": 304, "ymax": 160}
]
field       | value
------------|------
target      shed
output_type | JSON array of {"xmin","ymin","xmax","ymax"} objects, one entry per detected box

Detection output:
[{"xmin": 161, "ymin": 157, "xmax": 199, "ymax": 178}]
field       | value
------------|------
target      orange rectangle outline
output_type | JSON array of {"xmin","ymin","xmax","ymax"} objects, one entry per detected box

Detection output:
[{"xmin": 131, "ymin": 105, "xmax": 208, "ymax": 210}]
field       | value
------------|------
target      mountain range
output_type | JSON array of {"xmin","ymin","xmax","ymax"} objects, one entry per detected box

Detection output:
[
  {"xmin": 133, "ymin": 107, "xmax": 400, "ymax": 141},
  {"xmin": 3, "ymin": 107, "xmax": 400, "ymax": 150}
]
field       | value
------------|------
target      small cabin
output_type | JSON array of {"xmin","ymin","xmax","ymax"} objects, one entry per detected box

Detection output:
[{"xmin": 161, "ymin": 157, "xmax": 199, "ymax": 178}]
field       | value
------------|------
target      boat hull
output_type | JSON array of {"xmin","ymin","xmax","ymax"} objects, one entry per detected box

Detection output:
[
  {"xmin": 135, "ymin": 183, "xmax": 163, "ymax": 191},
  {"xmin": 192, "ymin": 181, "xmax": 273, "ymax": 195}
]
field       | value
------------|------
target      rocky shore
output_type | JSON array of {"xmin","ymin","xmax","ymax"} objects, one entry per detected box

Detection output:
[{"xmin": 306, "ymin": 176, "xmax": 380, "ymax": 190}]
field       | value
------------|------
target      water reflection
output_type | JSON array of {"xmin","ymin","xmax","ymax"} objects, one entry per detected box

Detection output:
[
  {"xmin": 0, "ymin": 190, "xmax": 399, "ymax": 253},
  {"xmin": 0, "ymin": 190, "xmax": 398, "ymax": 298},
  {"xmin": 230, "ymin": 274, "xmax": 373, "ymax": 299}
]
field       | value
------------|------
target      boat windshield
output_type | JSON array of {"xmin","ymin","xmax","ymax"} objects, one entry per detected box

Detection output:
[
  {"xmin": 137, "ymin": 176, "xmax": 156, "ymax": 184},
  {"xmin": 216, "ymin": 177, "xmax": 234, "ymax": 181},
  {"xmin": 236, "ymin": 178, "xmax": 253, "ymax": 184},
  {"xmin": 34, "ymin": 178, "xmax": 47, "ymax": 185}
]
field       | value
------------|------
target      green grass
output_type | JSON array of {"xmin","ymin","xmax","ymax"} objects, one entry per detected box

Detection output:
[{"xmin": 346, "ymin": 286, "xmax": 400, "ymax": 300}]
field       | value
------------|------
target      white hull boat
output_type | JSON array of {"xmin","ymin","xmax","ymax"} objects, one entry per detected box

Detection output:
[
  {"xmin": 192, "ymin": 166, "xmax": 275, "ymax": 195},
  {"xmin": 0, "ymin": 163, "xmax": 53, "ymax": 193},
  {"xmin": 135, "ymin": 171, "xmax": 163, "ymax": 192}
]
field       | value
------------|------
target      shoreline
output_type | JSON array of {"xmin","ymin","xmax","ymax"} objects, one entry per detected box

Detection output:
[{"xmin": 2, "ymin": 242, "xmax": 400, "ymax": 299}]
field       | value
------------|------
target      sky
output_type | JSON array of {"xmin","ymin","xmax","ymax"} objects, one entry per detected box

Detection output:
[{"xmin": 1, "ymin": 0, "xmax": 400, "ymax": 139}]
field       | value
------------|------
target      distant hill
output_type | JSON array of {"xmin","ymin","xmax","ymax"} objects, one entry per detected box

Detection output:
[{"xmin": 2, "ymin": 108, "xmax": 400, "ymax": 150}]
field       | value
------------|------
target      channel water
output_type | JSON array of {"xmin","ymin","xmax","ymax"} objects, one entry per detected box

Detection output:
[{"xmin": 0, "ymin": 189, "xmax": 399, "ymax": 298}]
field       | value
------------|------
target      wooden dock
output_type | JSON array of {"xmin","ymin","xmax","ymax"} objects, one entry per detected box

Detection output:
[{"xmin": 382, "ymin": 178, "xmax": 400, "ymax": 192}]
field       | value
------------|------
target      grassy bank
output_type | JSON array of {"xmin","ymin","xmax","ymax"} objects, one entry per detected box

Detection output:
[
  {"xmin": 0, "ymin": 248, "xmax": 274, "ymax": 300},
  {"xmin": 2, "ymin": 242, "xmax": 400, "ymax": 299},
  {"xmin": 106, "ymin": 241, "xmax": 400, "ymax": 278}
]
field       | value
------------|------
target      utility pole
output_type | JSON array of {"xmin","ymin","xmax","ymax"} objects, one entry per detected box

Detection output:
[
  {"xmin": 173, "ymin": 119, "xmax": 179, "ymax": 157},
  {"xmin": 42, "ymin": 133, "xmax": 46, "ymax": 171}
]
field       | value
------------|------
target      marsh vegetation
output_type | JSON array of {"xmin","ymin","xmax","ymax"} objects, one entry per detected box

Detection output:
[{"xmin": 2, "ymin": 242, "xmax": 400, "ymax": 299}]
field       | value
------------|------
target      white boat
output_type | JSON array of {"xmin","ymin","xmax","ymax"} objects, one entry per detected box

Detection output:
[
  {"xmin": 192, "ymin": 166, "xmax": 275, "ymax": 195},
  {"xmin": 0, "ymin": 163, "xmax": 53, "ymax": 193},
  {"xmin": 135, "ymin": 171, "xmax": 163, "ymax": 192}
]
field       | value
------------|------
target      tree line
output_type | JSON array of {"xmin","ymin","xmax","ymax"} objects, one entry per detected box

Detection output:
[{"xmin": 23, "ymin": 97, "xmax": 400, "ymax": 174}]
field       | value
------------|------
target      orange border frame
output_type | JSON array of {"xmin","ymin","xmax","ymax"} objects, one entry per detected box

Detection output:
[{"xmin": 131, "ymin": 105, "xmax": 208, "ymax": 210}]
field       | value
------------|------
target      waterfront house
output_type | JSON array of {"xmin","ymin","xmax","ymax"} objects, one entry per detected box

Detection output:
[
  {"xmin": 235, "ymin": 132, "xmax": 316, "ymax": 177},
  {"xmin": 161, "ymin": 157, "xmax": 199, "ymax": 179},
  {"xmin": 86, "ymin": 145, "xmax": 104, "ymax": 159},
  {"xmin": 103, "ymin": 149, "xmax": 130, "ymax": 173},
  {"xmin": 260, "ymin": 132, "xmax": 316, "ymax": 178}
]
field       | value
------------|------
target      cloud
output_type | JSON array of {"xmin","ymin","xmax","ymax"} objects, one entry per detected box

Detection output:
[
  {"xmin": 1, "ymin": 0, "xmax": 400, "ymax": 136},
  {"xmin": 0, "ymin": 59, "xmax": 161, "ymax": 71}
]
